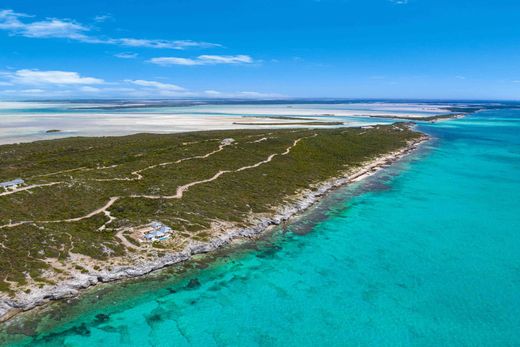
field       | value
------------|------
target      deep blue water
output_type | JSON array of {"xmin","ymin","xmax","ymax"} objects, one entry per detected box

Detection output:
[{"xmin": 1, "ymin": 109, "xmax": 519, "ymax": 346}]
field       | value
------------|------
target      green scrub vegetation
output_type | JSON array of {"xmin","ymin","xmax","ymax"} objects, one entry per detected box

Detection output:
[{"xmin": 0, "ymin": 124, "xmax": 422, "ymax": 292}]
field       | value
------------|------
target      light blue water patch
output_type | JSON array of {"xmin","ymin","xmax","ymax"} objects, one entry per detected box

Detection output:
[{"xmin": 1, "ymin": 109, "xmax": 520, "ymax": 346}]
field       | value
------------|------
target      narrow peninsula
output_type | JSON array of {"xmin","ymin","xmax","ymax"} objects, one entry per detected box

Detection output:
[{"xmin": 0, "ymin": 124, "xmax": 427, "ymax": 321}]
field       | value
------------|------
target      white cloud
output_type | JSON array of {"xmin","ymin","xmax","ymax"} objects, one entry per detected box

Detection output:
[
  {"xmin": 114, "ymin": 52, "xmax": 138, "ymax": 59},
  {"xmin": 0, "ymin": 68, "xmax": 283, "ymax": 99},
  {"xmin": 149, "ymin": 55, "xmax": 254, "ymax": 66},
  {"xmin": 126, "ymin": 79, "xmax": 185, "ymax": 91},
  {"xmin": 389, "ymin": 0, "xmax": 409, "ymax": 4},
  {"xmin": 198, "ymin": 55, "xmax": 253, "ymax": 64},
  {"xmin": 93, "ymin": 14, "xmax": 112, "ymax": 23},
  {"xmin": 123, "ymin": 79, "xmax": 193, "ymax": 97},
  {"xmin": 0, "ymin": 10, "xmax": 89, "ymax": 40},
  {"xmin": 117, "ymin": 38, "xmax": 220, "ymax": 50},
  {"xmin": 7, "ymin": 69, "xmax": 104, "ymax": 85},
  {"xmin": 0, "ymin": 9, "xmax": 30, "ymax": 30},
  {"xmin": 149, "ymin": 57, "xmax": 201, "ymax": 66},
  {"xmin": 121, "ymin": 81, "xmax": 281, "ymax": 99},
  {"xmin": 0, "ymin": 9, "xmax": 220, "ymax": 50},
  {"xmin": 20, "ymin": 19, "xmax": 89, "ymax": 39}
]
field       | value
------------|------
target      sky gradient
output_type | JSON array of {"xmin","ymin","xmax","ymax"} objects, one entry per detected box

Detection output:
[{"xmin": 1, "ymin": 0, "xmax": 519, "ymax": 100}]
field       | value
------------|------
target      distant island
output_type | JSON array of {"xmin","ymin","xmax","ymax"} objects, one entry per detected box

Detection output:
[
  {"xmin": 45, "ymin": 129, "xmax": 62, "ymax": 133},
  {"xmin": 0, "ymin": 124, "xmax": 427, "ymax": 321},
  {"xmin": 233, "ymin": 121, "xmax": 344, "ymax": 126},
  {"xmin": 368, "ymin": 114, "xmax": 464, "ymax": 122}
]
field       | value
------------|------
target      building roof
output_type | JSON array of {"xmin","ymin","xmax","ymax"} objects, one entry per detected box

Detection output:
[
  {"xmin": 0, "ymin": 178, "xmax": 24, "ymax": 188},
  {"xmin": 157, "ymin": 226, "xmax": 172, "ymax": 233},
  {"xmin": 144, "ymin": 221, "xmax": 173, "ymax": 240},
  {"xmin": 221, "ymin": 138, "xmax": 235, "ymax": 145}
]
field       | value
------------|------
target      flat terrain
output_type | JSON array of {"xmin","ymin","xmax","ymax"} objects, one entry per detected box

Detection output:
[{"xmin": 0, "ymin": 125, "xmax": 421, "ymax": 294}]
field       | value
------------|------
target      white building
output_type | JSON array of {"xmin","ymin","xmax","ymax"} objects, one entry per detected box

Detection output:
[
  {"xmin": 221, "ymin": 138, "xmax": 235, "ymax": 146},
  {"xmin": 0, "ymin": 178, "xmax": 24, "ymax": 190}
]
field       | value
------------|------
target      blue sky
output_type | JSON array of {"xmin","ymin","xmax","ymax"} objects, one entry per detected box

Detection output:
[{"xmin": 0, "ymin": 0, "xmax": 519, "ymax": 100}]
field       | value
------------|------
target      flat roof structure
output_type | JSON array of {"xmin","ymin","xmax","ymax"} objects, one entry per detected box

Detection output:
[{"xmin": 0, "ymin": 178, "xmax": 24, "ymax": 188}]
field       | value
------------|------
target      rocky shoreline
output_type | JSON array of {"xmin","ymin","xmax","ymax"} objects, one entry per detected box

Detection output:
[{"xmin": 0, "ymin": 133, "xmax": 430, "ymax": 324}]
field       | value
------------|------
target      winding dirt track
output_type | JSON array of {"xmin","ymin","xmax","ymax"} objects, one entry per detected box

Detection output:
[
  {"xmin": 0, "ymin": 134, "xmax": 315, "ymax": 229},
  {"xmin": 131, "ymin": 135, "xmax": 315, "ymax": 200},
  {"xmin": 93, "ymin": 142, "xmax": 231, "ymax": 182}
]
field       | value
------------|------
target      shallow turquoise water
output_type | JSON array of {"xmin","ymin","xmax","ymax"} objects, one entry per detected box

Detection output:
[{"xmin": 1, "ymin": 110, "xmax": 520, "ymax": 346}]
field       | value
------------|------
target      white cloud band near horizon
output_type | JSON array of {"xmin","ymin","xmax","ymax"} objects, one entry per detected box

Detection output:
[
  {"xmin": 149, "ymin": 55, "xmax": 254, "ymax": 66},
  {"xmin": 0, "ymin": 71, "xmax": 283, "ymax": 99},
  {"xmin": 4, "ymin": 69, "xmax": 105, "ymax": 85},
  {"xmin": 0, "ymin": 9, "xmax": 220, "ymax": 50}
]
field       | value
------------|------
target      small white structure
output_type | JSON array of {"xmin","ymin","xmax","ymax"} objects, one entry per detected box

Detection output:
[
  {"xmin": 221, "ymin": 138, "xmax": 235, "ymax": 146},
  {"xmin": 0, "ymin": 178, "xmax": 24, "ymax": 191}
]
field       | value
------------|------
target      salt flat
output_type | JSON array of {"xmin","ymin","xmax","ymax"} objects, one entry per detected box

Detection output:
[{"xmin": 0, "ymin": 101, "xmax": 451, "ymax": 144}]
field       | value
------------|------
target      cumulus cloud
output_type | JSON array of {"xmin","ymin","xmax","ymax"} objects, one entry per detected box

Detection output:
[
  {"xmin": 149, "ymin": 55, "xmax": 254, "ymax": 66},
  {"xmin": 0, "ymin": 9, "xmax": 220, "ymax": 50},
  {"xmin": 5, "ymin": 69, "xmax": 104, "ymax": 85}
]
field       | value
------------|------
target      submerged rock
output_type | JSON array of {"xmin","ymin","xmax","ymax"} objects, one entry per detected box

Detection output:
[
  {"xmin": 93, "ymin": 313, "xmax": 110, "ymax": 324},
  {"xmin": 186, "ymin": 278, "xmax": 201, "ymax": 289}
]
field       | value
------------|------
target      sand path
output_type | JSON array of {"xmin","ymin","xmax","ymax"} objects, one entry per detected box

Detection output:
[
  {"xmin": 132, "ymin": 135, "xmax": 315, "ymax": 200},
  {"xmin": 0, "ymin": 135, "xmax": 313, "ymax": 229}
]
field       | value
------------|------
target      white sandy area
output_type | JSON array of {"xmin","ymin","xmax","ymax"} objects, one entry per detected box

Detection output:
[
  {"xmin": 0, "ymin": 112, "xmax": 369, "ymax": 145},
  {"xmin": 0, "ymin": 102, "xmax": 452, "ymax": 145}
]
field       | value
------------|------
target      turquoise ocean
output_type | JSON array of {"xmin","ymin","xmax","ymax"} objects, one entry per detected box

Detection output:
[{"xmin": 1, "ymin": 109, "xmax": 520, "ymax": 346}]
